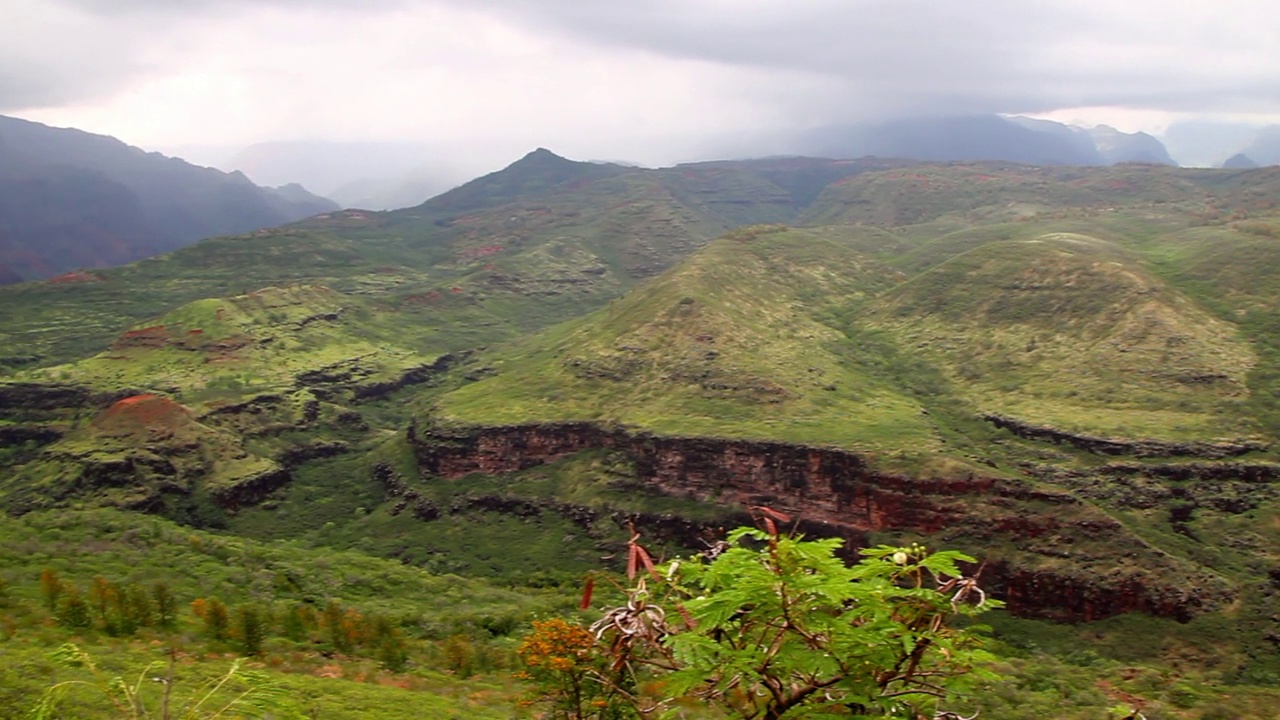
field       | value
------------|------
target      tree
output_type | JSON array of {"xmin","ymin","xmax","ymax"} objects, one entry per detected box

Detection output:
[
  {"xmin": 39, "ymin": 568, "xmax": 63, "ymax": 612},
  {"xmin": 517, "ymin": 618, "xmax": 630, "ymax": 719},
  {"xmin": 193, "ymin": 597, "xmax": 230, "ymax": 643},
  {"xmin": 235, "ymin": 604, "xmax": 266, "ymax": 657},
  {"xmin": 584, "ymin": 521, "xmax": 1000, "ymax": 719},
  {"xmin": 152, "ymin": 582, "xmax": 177, "ymax": 629}
]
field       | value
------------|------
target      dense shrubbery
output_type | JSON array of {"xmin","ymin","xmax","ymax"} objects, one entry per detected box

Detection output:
[{"xmin": 521, "ymin": 520, "xmax": 1001, "ymax": 719}]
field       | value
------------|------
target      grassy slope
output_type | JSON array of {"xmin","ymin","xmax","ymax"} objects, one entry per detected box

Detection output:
[
  {"xmin": 434, "ymin": 217, "xmax": 1276, "ymax": 455},
  {"xmin": 0, "ymin": 152, "xmax": 822, "ymax": 373},
  {"xmin": 0, "ymin": 508, "xmax": 573, "ymax": 720},
  {"xmin": 871, "ymin": 233, "xmax": 1258, "ymax": 440},
  {"xmin": 435, "ymin": 226, "xmax": 947, "ymax": 460},
  {"xmin": 19, "ymin": 285, "xmax": 436, "ymax": 401}
]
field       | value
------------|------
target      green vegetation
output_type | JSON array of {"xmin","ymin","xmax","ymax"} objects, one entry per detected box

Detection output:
[
  {"xmin": 435, "ymin": 227, "xmax": 944, "ymax": 458},
  {"xmin": 570, "ymin": 527, "xmax": 1002, "ymax": 719},
  {"xmin": 4, "ymin": 157, "xmax": 1280, "ymax": 715},
  {"xmin": 0, "ymin": 509, "xmax": 574, "ymax": 718}
]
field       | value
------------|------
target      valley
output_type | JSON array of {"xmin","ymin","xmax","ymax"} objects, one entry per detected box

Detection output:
[{"xmin": 4, "ymin": 152, "xmax": 1280, "ymax": 717}]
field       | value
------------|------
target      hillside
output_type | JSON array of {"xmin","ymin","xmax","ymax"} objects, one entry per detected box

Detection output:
[
  {"xmin": 418, "ymin": 214, "xmax": 1279, "ymax": 626},
  {"xmin": 873, "ymin": 233, "xmax": 1257, "ymax": 440},
  {"xmin": 0, "ymin": 115, "xmax": 336, "ymax": 283},
  {"xmin": 6, "ymin": 156, "xmax": 1280, "ymax": 714}
]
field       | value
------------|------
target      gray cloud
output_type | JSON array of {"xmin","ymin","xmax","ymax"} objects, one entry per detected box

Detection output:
[
  {"xmin": 453, "ymin": 0, "xmax": 1280, "ymax": 118},
  {"xmin": 56, "ymin": 0, "xmax": 403, "ymax": 13},
  {"xmin": 4, "ymin": 0, "xmax": 1279, "ymax": 166}
]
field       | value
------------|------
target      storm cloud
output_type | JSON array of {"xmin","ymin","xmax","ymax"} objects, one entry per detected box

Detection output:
[{"xmin": 4, "ymin": 0, "xmax": 1279, "ymax": 167}]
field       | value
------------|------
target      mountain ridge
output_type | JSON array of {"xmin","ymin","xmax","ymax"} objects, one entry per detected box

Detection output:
[{"xmin": 0, "ymin": 115, "xmax": 337, "ymax": 283}]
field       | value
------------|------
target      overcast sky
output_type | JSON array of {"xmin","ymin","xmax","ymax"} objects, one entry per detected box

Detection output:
[{"xmin": 5, "ymin": 0, "xmax": 1280, "ymax": 172}]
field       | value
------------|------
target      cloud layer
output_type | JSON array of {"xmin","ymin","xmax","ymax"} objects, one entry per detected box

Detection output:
[{"xmin": 5, "ymin": 0, "xmax": 1279, "ymax": 168}]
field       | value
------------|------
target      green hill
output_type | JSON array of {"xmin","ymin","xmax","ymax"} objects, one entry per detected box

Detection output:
[
  {"xmin": 433, "ymin": 225, "xmax": 941, "ymax": 455},
  {"xmin": 7, "ymin": 157, "xmax": 1280, "ymax": 715},
  {"xmin": 872, "ymin": 232, "xmax": 1258, "ymax": 440}
]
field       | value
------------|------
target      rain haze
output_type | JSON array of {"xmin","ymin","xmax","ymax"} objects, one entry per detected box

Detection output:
[{"xmin": 5, "ymin": 0, "xmax": 1280, "ymax": 195}]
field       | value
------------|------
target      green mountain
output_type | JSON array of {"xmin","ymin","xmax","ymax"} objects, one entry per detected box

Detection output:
[{"xmin": 7, "ymin": 152, "xmax": 1280, "ymax": 714}]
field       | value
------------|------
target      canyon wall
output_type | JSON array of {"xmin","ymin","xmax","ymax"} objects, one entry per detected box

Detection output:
[{"xmin": 409, "ymin": 419, "xmax": 1234, "ymax": 622}]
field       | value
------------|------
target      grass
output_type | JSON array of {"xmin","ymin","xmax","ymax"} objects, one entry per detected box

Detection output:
[
  {"xmin": 436, "ymin": 227, "xmax": 945, "ymax": 462},
  {"xmin": 870, "ymin": 233, "xmax": 1260, "ymax": 440}
]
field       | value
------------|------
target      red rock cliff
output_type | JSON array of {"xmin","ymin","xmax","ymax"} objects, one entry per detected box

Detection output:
[{"xmin": 409, "ymin": 419, "xmax": 1233, "ymax": 622}]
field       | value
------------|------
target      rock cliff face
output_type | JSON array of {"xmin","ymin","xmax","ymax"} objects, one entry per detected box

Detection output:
[{"xmin": 409, "ymin": 420, "xmax": 1234, "ymax": 622}]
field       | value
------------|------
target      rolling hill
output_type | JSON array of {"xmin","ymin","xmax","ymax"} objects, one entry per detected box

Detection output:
[{"xmin": 6, "ymin": 153, "xmax": 1280, "ymax": 713}]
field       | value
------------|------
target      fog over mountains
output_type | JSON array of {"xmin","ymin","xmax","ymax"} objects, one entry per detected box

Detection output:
[{"xmin": 199, "ymin": 114, "xmax": 1207, "ymax": 213}]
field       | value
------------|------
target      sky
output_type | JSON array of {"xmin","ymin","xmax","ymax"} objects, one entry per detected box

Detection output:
[{"xmin": 5, "ymin": 0, "xmax": 1280, "ymax": 176}]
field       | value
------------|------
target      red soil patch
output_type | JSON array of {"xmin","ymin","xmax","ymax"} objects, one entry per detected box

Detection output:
[
  {"xmin": 449, "ymin": 286, "xmax": 463, "ymax": 293},
  {"xmin": 111, "ymin": 325, "xmax": 170, "ymax": 350},
  {"xmin": 47, "ymin": 271, "xmax": 104, "ymax": 284},
  {"xmin": 187, "ymin": 329, "xmax": 204, "ymax": 335},
  {"xmin": 92, "ymin": 394, "xmax": 193, "ymax": 436}
]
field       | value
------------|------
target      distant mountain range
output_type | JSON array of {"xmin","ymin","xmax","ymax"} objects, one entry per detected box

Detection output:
[
  {"xmin": 0, "ymin": 116, "xmax": 337, "ymax": 284},
  {"xmin": 205, "ymin": 115, "xmax": 1186, "ymax": 214},
  {"xmin": 789, "ymin": 114, "xmax": 1175, "ymax": 167},
  {"xmin": 9, "ymin": 110, "xmax": 1276, "ymax": 288}
]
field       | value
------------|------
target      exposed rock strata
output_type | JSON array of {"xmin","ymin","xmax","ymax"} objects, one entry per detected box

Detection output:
[
  {"xmin": 984, "ymin": 413, "xmax": 1267, "ymax": 458},
  {"xmin": 0, "ymin": 382, "xmax": 142, "ymax": 417},
  {"xmin": 351, "ymin": 352, "xmax": 470, "ymax": 400},
  {"xmin": 408, "ymin": 419, "xmax": 1234, "ymax": 621},
  {"xmin": 209, "ymin": 466, "xmax": 291, "ymax": 510},
  {"xmin": 372, "ymin": 461, "xmax": 440, "ymax": 520}
]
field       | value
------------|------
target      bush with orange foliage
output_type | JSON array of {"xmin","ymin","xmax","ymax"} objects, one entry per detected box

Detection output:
[{"xmin": 516, "ymin": 618, "xmax": 629, "ymax": 719}]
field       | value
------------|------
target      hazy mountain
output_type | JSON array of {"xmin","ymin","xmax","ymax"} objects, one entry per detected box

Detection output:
[
  {"xmin": 1004, "ymin": 115, "xmax": 1104, "ymax": 160},
  {"xmin": 1222, "ymin": 152, "xmax": 1259, "ymax": 169},
  {"xmin": 327, "ymin": 173, "xmax": 458, "ymax": 211},
  {"xmin": 795, "ymin": 114, "xmax": 1105, "ymax": 165},
  {"xmin": 1085, "ymin": 124, "xmax": 1176, "ymax": 165},
  {"xmin": 0, "ymin": 116, "xmax": 337, "ymax": 284}
]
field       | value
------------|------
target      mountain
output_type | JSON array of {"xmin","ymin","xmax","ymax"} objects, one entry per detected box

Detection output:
[
  {"xmin": 6, "ymin": 153, "xmax": 1280, "ymax": 709},
  {"xmin": 327, "ymin": 173, "xmax": 456, "ymax": 210},
  {"xmin": 797, "ymin": 114, "xmax": 1105, "ymax": 165},
  {"xmin": 418, "ymin": 219, "xmax": 1269, "ymax": 620},
  {"xmin": 1223, "ymin": 152, "xmax": 1260, "ymax": 169},
  {"xmin": 0, "ymin": 116, "xmax": 337, "ymax": 283},
  {"xmin": 1084, "ymin": 124, "xmax": 1176, "ymax": 165},
  {"xmin": 795, "ymin": 115, "xmax": 1180, "ymax": 168}
]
